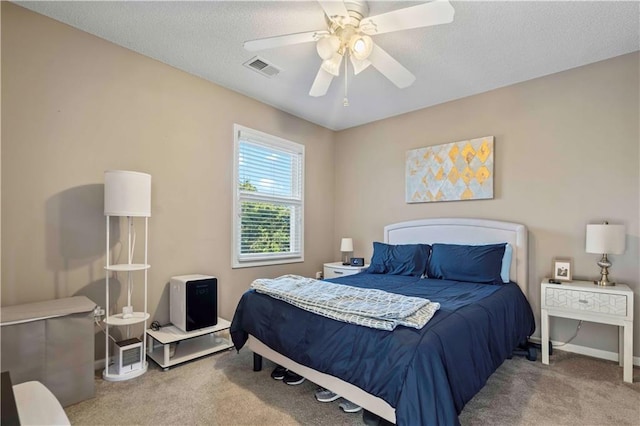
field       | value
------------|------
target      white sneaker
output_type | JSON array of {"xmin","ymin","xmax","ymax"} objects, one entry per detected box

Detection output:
[
  {"xmin": 315, "ymin": 387, "xmax": 340, "ymax": 402},
  {"xmin": 339, "ymin": 400, "xmax": 362, "ymax": 413}
]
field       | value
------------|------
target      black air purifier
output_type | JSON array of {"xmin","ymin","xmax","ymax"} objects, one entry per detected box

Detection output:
[{"xmin": 170, "ymin": 275, "xmax": 218, "ymax": 332}]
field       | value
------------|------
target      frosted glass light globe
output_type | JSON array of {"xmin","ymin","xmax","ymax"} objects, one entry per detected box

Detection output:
[
  {"xmin": 316, "ymin": 36, "xmax": 340, "ymax": 60},
  {"xmin": 349, "ymin": 35, "xmax": 373, "ymax": 61},
  {"xmin": 321, "ymin": 53, "xmax": 343, "ymax": 76}
]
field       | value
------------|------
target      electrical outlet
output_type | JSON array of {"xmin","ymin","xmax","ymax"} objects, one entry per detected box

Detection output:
[
  {"xmin": 93, "ymin": 306, "xmax": 105, "ymax": 319},
  {"xmin": 315, "ymin": 271, "xmax": 323, "ymax": 279}
]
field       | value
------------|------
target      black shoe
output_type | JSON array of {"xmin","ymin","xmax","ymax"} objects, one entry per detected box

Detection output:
[
  {"xmin": 283, "ymin": 370, "xmax": 305, "ymax": 385},
  {"xmin": 270, "ymin": 365, "xmax": 287, "ymax": 380},
  {"xmin": 362, "ymin": 410, "xmax": 394, "ymax": 426}
]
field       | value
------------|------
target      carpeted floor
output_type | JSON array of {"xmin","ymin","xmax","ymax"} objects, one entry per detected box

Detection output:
[{"xmin": 65, "ymin": 349, "xmax": 639, "ymax": 425}]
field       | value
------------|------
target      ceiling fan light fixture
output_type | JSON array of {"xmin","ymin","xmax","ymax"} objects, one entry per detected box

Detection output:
[
  {"xmin": 316, "ymin": 35, "xmax": 340, "ymax": 60},
  {"xmin": 321, "ymin": 53, "xmax": 343, "ymax": 76},
  {"xmin": 349, "ymin": 34, "xmax": 373, "ymax": 61},
  {"xmin": 349, "ymin": 55, "xmax": 371, "ymax": 75}
]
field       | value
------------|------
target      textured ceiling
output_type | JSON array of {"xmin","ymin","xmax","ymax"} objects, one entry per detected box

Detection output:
[{"xmin": 16, "ymin": 1, "xmax": 640, "ymax": 131}]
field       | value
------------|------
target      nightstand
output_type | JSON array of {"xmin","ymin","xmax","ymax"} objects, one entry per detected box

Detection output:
[
  {"xmin": 323, "ymin": 262, "xmax": 368, "ymax": 279},
  {"xmin": 541, "ymin": 279, "xmax": 634, "ymax": 383}
]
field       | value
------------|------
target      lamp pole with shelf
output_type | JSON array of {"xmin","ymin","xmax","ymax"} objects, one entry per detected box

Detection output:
[{"xmin": 103, "ymin": 170, "xmax": 151, "ymax": 381}]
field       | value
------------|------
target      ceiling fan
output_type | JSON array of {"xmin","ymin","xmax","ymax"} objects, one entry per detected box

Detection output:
[{"xmin": 243, "ymin": 1, "xmax": 455, "ymax": 102}]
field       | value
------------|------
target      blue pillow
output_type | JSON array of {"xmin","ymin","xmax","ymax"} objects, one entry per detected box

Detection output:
[
  {"xmin": 501, "ymin": 244, "xmax": 512, "ymax": 283},
  {"xmin": 427, "ymin": 243, "xmax": 506, "ymax": 284},
  {"xmin": 367, "ymin": 242, "xmax": 431, "ymax": 276}
]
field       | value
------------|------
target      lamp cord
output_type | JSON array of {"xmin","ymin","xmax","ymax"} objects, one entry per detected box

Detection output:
[
  {"xmin": 94, "ymin": 317, "xmax": 118, "ymax": 343},
  {"xmin": 126, "ymin": 218, "xmax": 137, "ymax": 339},
  {"xmin": 553, "ymin": 320, "xmax": 583, "ymax": 347},
  {"xmin": 128, "ymin": 219, "xmax": 136, "ymax": 264},
  {"xmin": 343, "ymin": 54, "xmax": 349, "ymax": 107}
]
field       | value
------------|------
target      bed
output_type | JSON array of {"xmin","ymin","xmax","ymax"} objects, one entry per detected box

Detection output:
[{"xmin": 230, "ymin": 218, "xmax": 535, "ymax": 425}]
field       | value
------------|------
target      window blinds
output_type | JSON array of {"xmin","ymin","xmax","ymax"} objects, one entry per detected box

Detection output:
[{"xmin": 234, "ymin": 128, "xmax": 304, "ymax": 265}]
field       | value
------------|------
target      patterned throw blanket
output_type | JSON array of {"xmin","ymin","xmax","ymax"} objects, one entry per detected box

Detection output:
[{"xmin": 251, "ymin": 275, "xmax": 440, "ymax": 331}]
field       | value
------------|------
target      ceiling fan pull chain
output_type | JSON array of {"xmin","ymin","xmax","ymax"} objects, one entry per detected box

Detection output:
[{"xmin": 343, "ymin": 54, "xmax": 349, "ymax": 107}]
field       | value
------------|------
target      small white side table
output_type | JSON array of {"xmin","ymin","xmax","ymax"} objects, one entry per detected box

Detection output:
[
  {"xmin": 146, "ymin": 318, "xmax": 233, "ymax": 370},
  {"xmin": 323, "ymin": 262, "xmax": 369, "ymax": 279},
  {"xmin": 541, "ymin": 279, "xmax": 634, "ymax": 383}
]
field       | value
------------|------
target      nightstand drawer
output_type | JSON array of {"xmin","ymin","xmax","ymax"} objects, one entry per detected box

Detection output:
[
  {"xmin": 323, "ymin": 262, "xmax": 368, "ymax": 279},
  {"xmin": 324, "ymin": 267, "xmax": 360, "ymax": 279},
  {"xmin": 545, "ymin": 288, "xmax": 627, "ymax": 316}
]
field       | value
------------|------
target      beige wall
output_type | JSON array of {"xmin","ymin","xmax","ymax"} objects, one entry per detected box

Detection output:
[
  {"xmin": 334, "ymin": 52, "xmax": 639, "ymax": 357},
  {"xmin": 1, "ymin": 3, "xmax": 335, "ymax": 338},
  {"xmin": 2, "ymin": 2, "xmax": 639, "ymax": 361}
]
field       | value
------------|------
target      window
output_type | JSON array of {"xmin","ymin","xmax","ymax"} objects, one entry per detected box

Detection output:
[{"xmin": 232, "ymin": 124, "xmax": 304, "ymax": 268}]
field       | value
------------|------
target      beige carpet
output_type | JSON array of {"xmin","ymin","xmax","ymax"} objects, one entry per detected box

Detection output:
[{"xmin": 65, "ymin": 349, "xmax": 639, "ymax": 425}]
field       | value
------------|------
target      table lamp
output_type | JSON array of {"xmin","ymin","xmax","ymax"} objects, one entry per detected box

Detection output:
[
  {"xmin": 340, "ymin": 238, "xmax": 353, "ymax": 265},
  {"xmin": 585, "ymin": 222, "xmax": 625, "ymax": 286}
]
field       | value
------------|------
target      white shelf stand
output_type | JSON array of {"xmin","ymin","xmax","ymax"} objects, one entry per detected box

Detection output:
[
  {"xmin": 146, "ymin": 318, "xmax": 234, "ymax": 370},
  {"xmin": 103, "ymin": 170, "xmax": 152, "ymax": 382}
]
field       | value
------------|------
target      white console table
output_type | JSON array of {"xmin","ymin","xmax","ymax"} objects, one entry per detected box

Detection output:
[
  {"xmin": 146, "ymin": 318, "xmax": 233, "ymax": 370},
  {"xmin": 541, "ymin": 279, "xmax": 634, "ymax": 383}
]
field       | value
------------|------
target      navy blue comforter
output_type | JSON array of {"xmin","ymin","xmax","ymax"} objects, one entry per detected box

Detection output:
[{"xmin": 230, "ymin": 274, "xmax": 535, "ymax": 425}]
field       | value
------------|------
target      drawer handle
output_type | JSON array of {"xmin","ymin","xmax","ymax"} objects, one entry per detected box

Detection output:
[
  {"xmin": 579, "ymin": 299, "xmax": 588, "ymax": 304},
  {"xmin": 334, "ymin": 271, "xmax": 343, "ymax": 275}
]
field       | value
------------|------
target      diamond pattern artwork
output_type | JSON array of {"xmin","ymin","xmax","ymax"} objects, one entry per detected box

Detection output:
[{"xmin": 406, "ymin": 136, "xmax": 494, "ymax": 203}]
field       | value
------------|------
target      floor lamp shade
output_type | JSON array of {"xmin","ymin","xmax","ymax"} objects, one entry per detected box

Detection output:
[{"xmin": 104, "ymin": 170, "xmax": 151, "ymax": 217}]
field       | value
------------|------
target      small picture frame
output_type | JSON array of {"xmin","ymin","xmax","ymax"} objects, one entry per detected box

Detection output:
[{"xmin": 552, "ymin": 258, "xmax": 573, "ymax": 282}]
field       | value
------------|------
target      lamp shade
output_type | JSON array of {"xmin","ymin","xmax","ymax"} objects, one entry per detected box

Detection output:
[
  {"xmin": 104, "ymin": 170, "xmax": 151, "ymax": 217},
  {"xmin": 585, "ymin": 224, "xmax": 625, "ymax": 254},
  {"xmin": 340, "ymin": 238, "xmax": 353, "ymax": 252},
  {"xmin": 316, "ymin": 35, "xmax": 340, "ymax": 61},
  {"xmin": 349, "ymin": 34, "xmax": 373, "ymax": 61},
  {"xmin": 321, "ymin": 53, "xmax": 343, "ymax": 77}
]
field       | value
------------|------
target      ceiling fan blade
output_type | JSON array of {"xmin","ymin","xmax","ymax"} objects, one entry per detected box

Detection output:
[
  {"xmin": 317, "ymin": 1, "xmax": 350, "ymax": 24},
  {"xmin": 309, "ymin": 67, "xmax": 334, "ymax": 97},
  {"xmin": 244, "ymin": 30, "xmax": 328, "ymax": 51},
  {"xmin": 360, "ymin": 0, "xmax": 454, "ymax": 35},
  {"xmin": 368, "ymin": 43, "xmax": 415, "ymax": 89}
]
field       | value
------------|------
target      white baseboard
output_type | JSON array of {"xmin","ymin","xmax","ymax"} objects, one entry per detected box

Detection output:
[{"xmin": 529, "ymin": 336, "xmax": 640, "ymax": 366}]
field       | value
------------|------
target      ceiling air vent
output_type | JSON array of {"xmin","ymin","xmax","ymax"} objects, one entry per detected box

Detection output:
[{"xmin": 243, "ymin": 56, "xmax": 281, "ymax": 78}]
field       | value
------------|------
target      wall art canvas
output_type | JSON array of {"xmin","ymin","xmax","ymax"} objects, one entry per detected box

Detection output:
[{"xmin": 406, "ymin": 136, "xmax": 494, "ymax": 203}]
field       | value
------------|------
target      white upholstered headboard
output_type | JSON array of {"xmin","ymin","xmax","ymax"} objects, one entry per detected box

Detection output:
[{"xmin": 384, "ymin": 218, "xmax": 528, "ymax": 295}]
